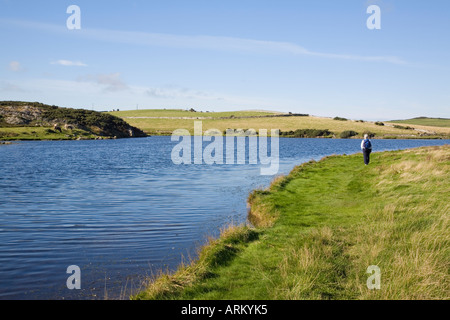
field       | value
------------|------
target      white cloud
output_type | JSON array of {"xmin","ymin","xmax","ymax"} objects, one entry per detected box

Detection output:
[
  {"xmin": 9, "ymin": 61, "xmax": 22, "ymax": 72},
  {"xmin": 51, "ymin": 60, "xmax": 87, "ymax": 67},
  {"xmin": 2, "ymin": 19, "xmax": 407, "ymax": 65}
]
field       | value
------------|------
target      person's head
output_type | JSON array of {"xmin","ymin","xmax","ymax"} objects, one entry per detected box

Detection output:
[{"xmin": 364, "ymin": 134, "xmax": 369, "ymax": 139}]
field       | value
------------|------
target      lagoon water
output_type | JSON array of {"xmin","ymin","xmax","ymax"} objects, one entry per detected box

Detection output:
[{"xmin": 0, "ymin": 137, "xmax": 448, "ymax": 299}]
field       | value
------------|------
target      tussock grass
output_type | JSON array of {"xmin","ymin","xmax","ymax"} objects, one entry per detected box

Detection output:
[
  {"xmin": 135, "ymin": 145, "xmax": 449, "ymax": 300},
  {"xmin": 133, "ymin": 224, "xmax": 259, "ymax": 300}
]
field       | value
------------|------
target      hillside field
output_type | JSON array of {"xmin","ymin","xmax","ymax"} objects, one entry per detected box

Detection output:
[{"xmin": 109, "ymin": 109, "xmax": 450, "ymax": 139}]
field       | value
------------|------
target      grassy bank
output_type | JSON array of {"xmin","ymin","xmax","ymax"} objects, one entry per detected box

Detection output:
[
  {"xmin": 134, "ymin": 145, "xmax": 449, "ymax": 300},
  {"xmin": 110, "ymin": 109, "xmax": 450, "ymax": 139},
  {"xmin": 0, "ymin": 126, "xmax": 96, "ymax": 141}
]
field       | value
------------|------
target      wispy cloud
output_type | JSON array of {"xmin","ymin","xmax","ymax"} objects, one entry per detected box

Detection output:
[
  {"xmin": 79, "ymin": 28, "xmax": 407, "ymax": 65},
  {"xmin": 146, "ymin": 85, "xmax": 210, "ymax": 99},
  {"xmin": 51, "ymin": 60, "xmax": 87, "ymax": 67},
  {"xmin": 78, "ymin": 73, "xmax": 129, "ymax": 92},
  {"xmin": 2, "ymin": 19, "xmax": 407, "ymax": 65},
  {"xmin": 0, "ymin": 81, "xmax": 25, "ymax": 92}
]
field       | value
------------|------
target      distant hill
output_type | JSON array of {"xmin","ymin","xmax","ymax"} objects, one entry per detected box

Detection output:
[
  {"xmin": 389, "ymin": 117, "xmax": 450, "ymax": 128},
  {"xmin": 0, "ymin": 101, "xmax": 146, "ymax": 139},
  {"xmin": 109, "ymin": 109, "xmax": 450, "ymax": 139}
]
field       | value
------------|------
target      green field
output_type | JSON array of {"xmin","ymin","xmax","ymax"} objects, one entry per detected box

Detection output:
[
  {"xmin": 107, "ymin": 109, "xmax": 280, "ymax": 119},
  {"xmin": 134, "ymin": 145, "xmax": 449, "ymax": 300},
  {"xmin": 110, "ymin": 109, "xmax": 450, "ymax": 139},
  {"xmin": 389, "ymin": 117, "xmax": 450, "ymax": 128},
  {"xmin": 0, "ymin": 126, "xmax": 96, "ymax": 140}
]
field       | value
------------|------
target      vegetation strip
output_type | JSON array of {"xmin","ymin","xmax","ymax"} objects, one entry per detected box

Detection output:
[
  {"xmin": 2, "ymin": 102, "xmax": 449, "ymax": 140},
  {"xmin": 134, "ymin": 145, "xmax": 449, "ymax": 300}
]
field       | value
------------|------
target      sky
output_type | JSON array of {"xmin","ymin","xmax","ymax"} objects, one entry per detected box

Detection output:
[{"xmin": 0, "ymin": 0, "xmax": 449, "ymax": 120}]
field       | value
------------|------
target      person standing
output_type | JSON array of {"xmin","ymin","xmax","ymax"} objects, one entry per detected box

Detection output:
[{"xmin": 361, "ymin": 134, "xmax": 373, "ymax": 165}]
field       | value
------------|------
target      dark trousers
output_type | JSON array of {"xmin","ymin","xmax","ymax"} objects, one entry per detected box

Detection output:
[{"xmin": 363, "ymin": 148, "xmax": 372, "ymax": 165}]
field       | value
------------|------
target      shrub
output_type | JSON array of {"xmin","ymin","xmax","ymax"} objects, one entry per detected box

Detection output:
[
  {"xmin": 333, "ymin": 117, "xmax": 348, "ymax": 121},
  {"xmin": 0, "ymin": 131, "xmax": 19, "ymax": 138},
  {"xmin": 375, "ymin": 121, "xmax": 385, "ymax": 126},
  {"xmin": 393, "ymin": 125, "xmax": 414, "ymax": 130},
  {"xmin": 289, "ymin": 113, "xmax": 309, "ymax": 117},
  {"xmin": 339, "ymin": 130, "xmax": 358, "ymax": 139},
  {"xmin": 363, "ymin": 131, "xmax": 376, "ymax": 138},
  {"xmin": 280, "ymin": 129, "xmax": 333, "ymax": 138}
]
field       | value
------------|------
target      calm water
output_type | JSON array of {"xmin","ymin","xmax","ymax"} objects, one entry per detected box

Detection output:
[{"xmin": 0, "ymin": 137, "xmax": 448, "ymax": 299}]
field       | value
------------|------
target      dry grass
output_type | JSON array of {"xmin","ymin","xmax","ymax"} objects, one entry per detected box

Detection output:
[
  {"xmin": 109, "ymin": 110, "xmax": 450, "ymax": 137},
  {"xmin": 276, "ymin": 227, "xmax": 345, "ymax": 300},
  {"xmin": 344, "ymin": 146, "xmax": 450, "ymax": 299},
  {"xmin": 270, "ymin": 145, "xmax": 449, "ymax": 300}
]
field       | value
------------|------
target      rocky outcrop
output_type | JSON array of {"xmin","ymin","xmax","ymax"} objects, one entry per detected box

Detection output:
[
  {"xmin": 0, "ymin": 101, "xmax": 147, "ymax": 139},
  {"xmin": 0, "ymin": 104, "xmax": 43, "ymax": 125}
]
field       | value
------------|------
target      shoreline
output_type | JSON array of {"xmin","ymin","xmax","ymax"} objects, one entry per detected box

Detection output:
[
  {"xmin": 133, "ymin": 145, "xmax": 449, "ymax": 300},
  {"xmin": 1, "ymin": 134, "xmax": 448, "ymax": 142},
  {"xmin": 0, "ymin": 135, "xmax": 149, "ymax": 142}
]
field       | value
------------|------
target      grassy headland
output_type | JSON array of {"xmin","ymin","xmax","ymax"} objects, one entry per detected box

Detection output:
[
  {"xmin": 0, "ymin": 101, "xmax": 146, "ymax": 140},
  {"xmin": 109, "ymin": 109, "xmax": 450, "ymax": 139},
  {"xmin": 134, "ymin": 145, "xmax": 449, "ymax": 300}
]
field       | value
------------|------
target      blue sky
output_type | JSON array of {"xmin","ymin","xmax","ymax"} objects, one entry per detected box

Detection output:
[{"xmin": 0, "ymin": 0, "xmax": 449, "ymax": 120}]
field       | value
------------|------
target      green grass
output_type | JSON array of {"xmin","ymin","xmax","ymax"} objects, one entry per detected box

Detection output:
[
  {"xmin": 108, "ymin": 109, "xmax": 279, "ymax": 119},
  {"xmin": 0, "ymin": 126, "xmax": 95, "ymax": 140},
  {"xmin": 110, "ymin": 109, "xmax": 450, "ymax": 138},
  {"xmin": 134, "ymin": 145, "xmax": 450, "ymax": 300},
  {"xmin": 389, "ymin": 117, "xmax": 450, "ymax": 128}
]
